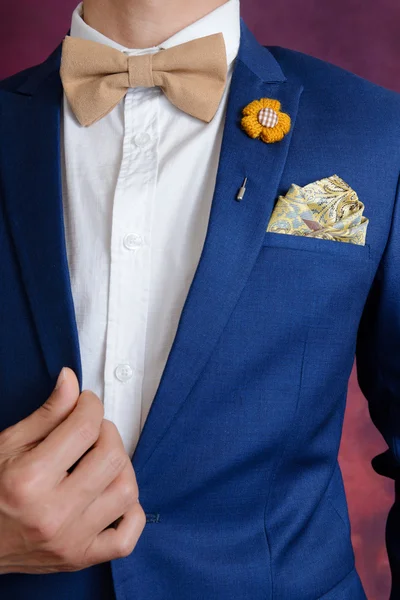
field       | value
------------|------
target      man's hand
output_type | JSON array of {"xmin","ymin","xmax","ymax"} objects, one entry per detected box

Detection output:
[{"xmin": 0, "ymin": 368, "xmax": 146, "ymax": 574}]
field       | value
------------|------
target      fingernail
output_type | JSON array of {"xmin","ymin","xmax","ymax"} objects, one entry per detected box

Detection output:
[{"xmin": 55, "ymin": 367, "xmax": 66, "ymax": 390}]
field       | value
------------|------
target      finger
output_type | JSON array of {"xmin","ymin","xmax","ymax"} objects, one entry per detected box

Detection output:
[
  {"xmin": 80, "ymin": 462, "xmax": 139, "ymax": 537},
  {"xmin": 85, "ymin": 502, "xmax": 146, "ymax": 566},
  {"xmin": 0, "ymin": 368, "xmax": 80, "ymax": 451},
  {"xmin": 23, "ymin": 390, "xmax": 104, "ymax": 485},
  {"xmin": 57, "ymin": 419, "xmax": 129, "ymax": 515}
]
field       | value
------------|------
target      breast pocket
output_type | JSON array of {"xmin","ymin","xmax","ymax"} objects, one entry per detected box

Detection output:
[
  {"xmin": 257, "ymin": 228, "xmax": 374, "ymax": 335},
  {"xmin": 262, "ymin": 230, "xmax": 372, "ymax": 261}
]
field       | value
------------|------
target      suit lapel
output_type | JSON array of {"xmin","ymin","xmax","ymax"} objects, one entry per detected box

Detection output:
[
  {"xmin": 0, "ymin": 44, "xmax": 82, "ymax": 387},
  {"xmin": 132, "ymin": 21, "xmax": 304, "ymax": 474}
]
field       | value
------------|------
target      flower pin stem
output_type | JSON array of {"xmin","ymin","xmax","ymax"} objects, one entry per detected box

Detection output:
[{"xmin": 236, "ymin": 177, "xmax": 248, "ymax": 201}]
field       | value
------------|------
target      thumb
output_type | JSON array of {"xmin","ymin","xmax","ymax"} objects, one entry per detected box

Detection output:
[{"xmin": 0, "ymin": 367, "xmax": 80, "ymax": 450}]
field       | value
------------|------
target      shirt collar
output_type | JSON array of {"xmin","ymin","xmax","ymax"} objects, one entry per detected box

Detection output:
[{"xmin": 70, "ymin": 1, "xmax": 240, "ymax": 66}]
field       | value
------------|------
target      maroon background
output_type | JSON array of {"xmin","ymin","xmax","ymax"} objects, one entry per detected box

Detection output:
[{"xmin": 1, "ymin": 1, "xmax": 399, "ymax": 598}]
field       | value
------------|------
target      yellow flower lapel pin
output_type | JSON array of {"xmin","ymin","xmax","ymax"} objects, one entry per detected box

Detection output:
[{"xmin": 241, "ymin": 98, "xmax": 291, "ymax": 144}]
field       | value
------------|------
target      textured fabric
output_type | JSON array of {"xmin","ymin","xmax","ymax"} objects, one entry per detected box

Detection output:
[
  {"xmin": 60, "ymin": 31, "xmax": 228, "ymax": 126},
  {"xmin": 61, "ymin": 0, "xmax": 240, "ymax": 457},
  {"xmin": 266, "ymin": 174, "xmax": 369, "ymax": 245},
  {"xmin": 2, "ymin": 13, "xmax": 400, "ymax": 600}
]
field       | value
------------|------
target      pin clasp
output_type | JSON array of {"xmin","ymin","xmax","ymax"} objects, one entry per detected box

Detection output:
[{"xmin": 236, "ymin": 177, "xmax": 248, "ymax": 201}]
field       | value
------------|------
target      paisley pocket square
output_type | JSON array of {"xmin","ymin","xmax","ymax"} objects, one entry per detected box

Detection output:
[{"xmin": 266, "ymin": 174, "xmax": 369, "ymax": 245}]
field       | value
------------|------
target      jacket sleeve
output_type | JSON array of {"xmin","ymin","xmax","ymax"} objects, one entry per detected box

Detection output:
[
  {"xmin": 356, "ymin": 172, "xmax": 400, "ymax": 477},
  {"xmin": 355, "ymin": 171, "xmax": 400, "ymax": 592}
]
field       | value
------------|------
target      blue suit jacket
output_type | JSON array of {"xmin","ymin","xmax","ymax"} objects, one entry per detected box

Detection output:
[{"xmin": 1, "ymin": 19, "xmax": 400, "ymax": 600}]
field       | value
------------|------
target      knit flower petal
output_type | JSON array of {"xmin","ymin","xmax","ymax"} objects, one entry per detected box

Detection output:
[
  {"xmin": 242, "ymin": 99, "xmax": 265, "ymax": 117},
  {"xmin": 241, "ymin": 115, "xmax": 264, "ymax": 138},
  {"xmin": 261, "ymin": 98, "xmax": 281, "ymax": 112},
  {"xmin": 277, "ymin": 111, "xmax": 291, "ymax": 135},
  {"xmin": 260, "ymin": 126, "xmax": 284, "ymax": 143}
]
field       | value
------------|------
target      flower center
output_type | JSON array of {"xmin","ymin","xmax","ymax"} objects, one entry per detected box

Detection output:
[{"xmin": 258, "ymin": 108, "xmax": 278, "ymax": 128}]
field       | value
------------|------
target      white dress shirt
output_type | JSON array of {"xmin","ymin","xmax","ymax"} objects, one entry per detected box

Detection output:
[{"xmin": 61, "ymin": 0, "xmax": 241, "ymax": 457}]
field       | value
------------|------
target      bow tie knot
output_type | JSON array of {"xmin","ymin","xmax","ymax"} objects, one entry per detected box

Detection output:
[
  {"xmin": 60, "ymin": 33, "xmax": 228, "ymax": 127},
  {"xmin": 128, "ymin": 54, "xmax": 154, "ymax": 88}
]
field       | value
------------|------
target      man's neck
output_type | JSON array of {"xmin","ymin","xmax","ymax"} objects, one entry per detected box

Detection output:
[{"xmin": 82, "ymin": 0, "xmax": 229, "ymax": 48}]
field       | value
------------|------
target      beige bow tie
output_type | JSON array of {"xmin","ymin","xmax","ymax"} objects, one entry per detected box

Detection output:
[{"xmin": 60, "ymin": 33, "xmax": 228, "ymax": 127}]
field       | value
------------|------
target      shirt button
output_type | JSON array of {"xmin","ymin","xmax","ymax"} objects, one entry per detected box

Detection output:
[
  {"xmin": 115, "ymin": 364, "xmax": 133, "ymax": 382},
  {"xmin": 133, "ymin": 132, "xmax": 151, "ymax": 148},
  {"xmin": 123, "ymin": 233, "xmax": 144, "ymax": 250}
]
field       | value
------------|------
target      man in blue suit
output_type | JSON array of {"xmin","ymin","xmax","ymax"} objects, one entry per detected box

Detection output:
[{"xmin": 0, "ymin": 0, "xmax": 399, "ymax": 598}]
